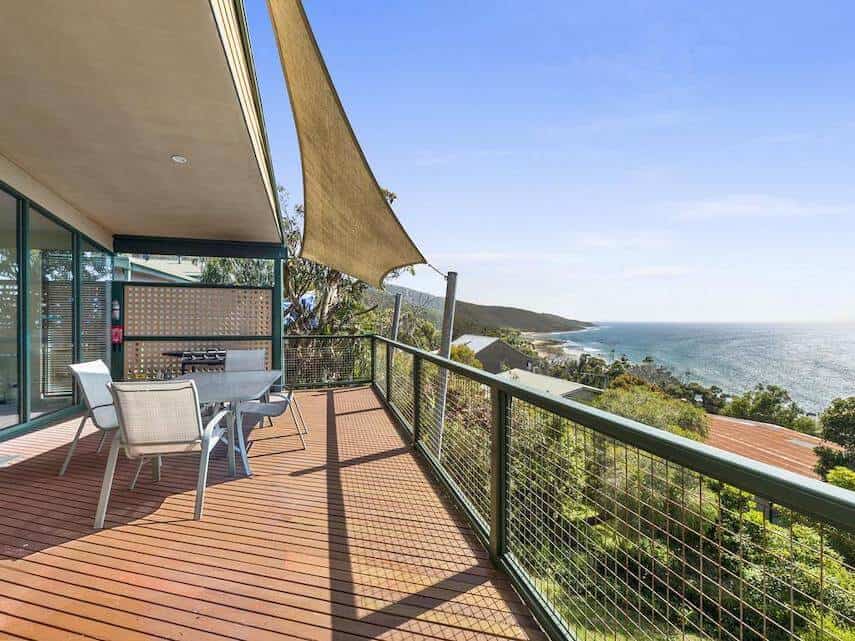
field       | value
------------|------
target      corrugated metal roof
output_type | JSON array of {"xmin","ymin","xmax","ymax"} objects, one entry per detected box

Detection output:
[
  {"xmin": 451, "ymin": 334, "xmax": 499, "ymax": 354},
  {"xmin": 496, "ymin": 368, "xmax": 590, "ymax": 397}
]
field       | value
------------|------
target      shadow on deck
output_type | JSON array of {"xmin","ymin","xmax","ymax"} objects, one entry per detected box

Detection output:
[{"xmin": 0, "ymin": 386, "xmax": 544, "ymax": 641}]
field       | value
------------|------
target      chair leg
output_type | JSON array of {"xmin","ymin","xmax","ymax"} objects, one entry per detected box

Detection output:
[
  {"xmin": 94, "ymin": 433, "xmax": 121, "ymax": 529},
  {"xmin": 263, "ymin": 391, "xmax": 273, "ymax": 427},
  {"xmin": 293, "ymin": 396, "xmax": 309, "ymax": 435},
  {"xmin": 59, "ymin": 414, "xmax": 88, "ymax": 476},
  {"xmin": 226, "ymin": 413, "xmax": 236, "ymax": 476},
  {"xmin": 233, "ymin": 405, "xmax": 253, "ymax": 477},
  {"xmin": 194, "ymin": 448, "xmax": 210, "ymax": 520},
  {"xmin": 152, "ymin": 456, "xmax": 162, "ymax": 482},
  {"xmin": 129, "ymin": 458, "xmax": 146, "ymax": 490},
  {"xmin": 289, "ymin": 401, "xmax": 307, "ymax": 450},
  {"xmin": 96, "ymin": 429, "xmax": 109, "ymax": 453}
]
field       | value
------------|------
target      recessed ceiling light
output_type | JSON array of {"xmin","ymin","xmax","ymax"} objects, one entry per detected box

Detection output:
[{"xmin": 170, "ymin": 154, "xmax": 189, "ymax": 165}]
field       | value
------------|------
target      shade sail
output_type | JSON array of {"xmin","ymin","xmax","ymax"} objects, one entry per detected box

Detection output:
[{"xmin": 267, "ymin": 0, "xmax": 426, "ymax": 288}]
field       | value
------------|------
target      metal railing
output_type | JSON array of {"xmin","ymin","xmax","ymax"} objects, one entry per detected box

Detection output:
[
  {"xmin": 282, "ymin": 334, "xmax": 372, "ymax": 388},
  {"xmin": 263, "ymin": 333, "xmax": 855, "ymax": 641}
]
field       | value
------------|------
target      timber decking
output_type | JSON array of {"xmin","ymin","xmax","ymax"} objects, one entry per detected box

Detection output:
[{"xmin": 0, "ymin": 387, "xmax": 544, "ymax": 641}]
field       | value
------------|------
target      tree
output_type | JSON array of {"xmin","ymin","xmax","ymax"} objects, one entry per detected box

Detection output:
[
  {"xmin": 201, "ymin": 186, "xmax": 403, "ymax": 334},
  {"xmin": 723, "ymin": 384, "xmax": 817, "ymax": 434},
  {"xmin": 450, "ymin": 344, "xmax": 482, "ymax": 369},
  {"xmin": 814, "ymin": 397, "xmax": 855, "ymax": 477},
  {"xmin": 592, "ymin": 381, "xmax": 710, "ymax": 440}
]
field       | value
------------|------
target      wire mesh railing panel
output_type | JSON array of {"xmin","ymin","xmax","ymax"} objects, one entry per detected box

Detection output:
[
  {"xmin": 389, "ymin": 348, "xmax": 415, "ymax": 431},
  {"xmin": 283, "ymin": 336, "xmax": 371, "ymax": 388},
  {"xmin": 419, "ymin": 359, "xmax": 492, "ymax": 527},
  {"xmin": 507, "ymin": 397, "xmax": 855, "ymax": 641},
  {"xmin": 375, "ymin": 340, "xmax": 387, "ymax": 397}
]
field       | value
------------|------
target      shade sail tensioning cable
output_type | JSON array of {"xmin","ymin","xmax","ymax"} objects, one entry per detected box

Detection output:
[{"xmin": 267, "ymin": 0, "xmax": 426, "ymax": 288}]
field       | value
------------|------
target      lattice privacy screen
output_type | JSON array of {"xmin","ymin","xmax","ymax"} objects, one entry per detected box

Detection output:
[
  {"xmin": 124, "ymin": 286, "xmax": 272, "ymax": 337},
  {"xmin": 122, "ymin": 285, "xmax": 273, "ymax": 381},
  {"xmin": 124, "ymin": 340, "xmax": 272, "ymax": 381}
]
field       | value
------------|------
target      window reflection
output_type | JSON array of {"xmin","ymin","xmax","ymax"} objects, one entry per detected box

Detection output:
[{"xmin": 29, "ymin": 208, "xmax": 73, "ymax": 418}]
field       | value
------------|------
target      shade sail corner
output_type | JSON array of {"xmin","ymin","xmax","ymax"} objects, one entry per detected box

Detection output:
[{"xmin": 268, "ymin": 0, "xmax": 425, "ymax": 285}]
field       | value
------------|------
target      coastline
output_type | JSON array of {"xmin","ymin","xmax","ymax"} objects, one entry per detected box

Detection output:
[{"xmin": 524, "ymin": 330, "xmax": 593, "ymax": 361}]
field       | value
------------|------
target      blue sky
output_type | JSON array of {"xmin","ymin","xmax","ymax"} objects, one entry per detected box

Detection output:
[{"xmin": 246, "ymin": 1, "xmax": 855, "ymax": 323}]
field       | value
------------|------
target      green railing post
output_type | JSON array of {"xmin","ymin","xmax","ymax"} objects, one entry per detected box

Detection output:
[
  {"xmin": 17, "ymin": 198, "xmax": 30, "ymax": 422},
  {"xmin": 272, "ymin": 258, "xmax": 283, "ymax": 391},
  {"xmin": 412, "ymin": 354, "xmax": 422, "ymax": 444},
  {"xmin": 110, "ymin": 281, "xmax": 125, "ymax": 381},
  {"xmin": 489, "ymin": 386, "xmax": 510, "ymax": 563},
  {"xmin": 385, "ymin": 337, "xmax": 393, "ymax": 401},
  {"xmin": 370, "ymin": 335, "xmax": 376, "ymax": 385}
]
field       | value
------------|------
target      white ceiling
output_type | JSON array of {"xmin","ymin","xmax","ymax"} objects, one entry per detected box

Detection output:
[{"xmin": 0, "ymin": 1, "xmax": 280, "ymax": 245}]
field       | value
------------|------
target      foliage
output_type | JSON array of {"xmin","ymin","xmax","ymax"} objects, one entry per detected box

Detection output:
[
  {"xmin": 200, "ymin": 186, "xmax": 388, "ymax": 334},
  {"xmin": 827, "ymin": 465, "xmax": 855, "ymax": 491},
  {"xmin": 724, "ymin": 384, "xmax": 818, "ymax": 434},
  {"xmin": 814, "ymin": 396, "xmax": 855, "ymax": 477},
  {"xmin": 200, "ymin": 257, "xmax": 272, "ymax": 286},
  {"xmin": 592, "ymin": 382, "xmax": 710, "ymax": 440},
  {"xmin": 357, "ymin": 296, "xmax": 439, "ymax": 351},
  {"xmin": 820, "ymin": 397, "xmax": 855, "ymax": 452},
  {"xmin": 450, "ymin": 344, "xmax": 482, "ymax": 369}
]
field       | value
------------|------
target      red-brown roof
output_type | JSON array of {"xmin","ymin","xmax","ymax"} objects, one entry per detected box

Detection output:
[{"xmin": 706, "ymin": 415, "xmax": 841, "ymax": 479}]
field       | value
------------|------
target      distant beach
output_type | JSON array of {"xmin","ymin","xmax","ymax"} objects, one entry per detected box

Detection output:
[{"xmin": 533, "ymin": 322, "xmax": 855, "ymax": 413}]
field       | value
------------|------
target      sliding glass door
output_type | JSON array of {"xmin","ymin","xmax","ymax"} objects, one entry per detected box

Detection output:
[
  {"xmin": 0, "ymin": 184, "xmax": 112, "ymax": 431},
  {"xmin": 29, "ymin": 207, "xmax": 74, "ymax": 418},
  {"xmin": 80, "ymin": 240, "xmax": 112, "ymax": 365},
  {"xmin": 0, "ymin": 191, "xmax": 18, "ymax": 428}
]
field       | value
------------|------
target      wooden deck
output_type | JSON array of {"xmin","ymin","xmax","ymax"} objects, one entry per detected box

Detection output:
[{"xmin": 0, "ymin": 386, "xmax": 544, "ymax": 641}]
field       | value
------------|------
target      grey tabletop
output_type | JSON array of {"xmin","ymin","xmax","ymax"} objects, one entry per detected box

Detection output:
[{"xmin": 177, "ymin": 370, "xmax": 282, "ymax": 405}]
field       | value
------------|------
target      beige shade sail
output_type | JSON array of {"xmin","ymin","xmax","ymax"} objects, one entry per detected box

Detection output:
[{"xmin": 267, "ymin": 0, "xmax": 426, "ymax": 288}]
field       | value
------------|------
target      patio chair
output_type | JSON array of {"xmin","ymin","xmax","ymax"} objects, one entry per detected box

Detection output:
[
  {"xmin": 238, "ymin": 390, "xmax": 308, "ymax": 450},
  {"xmin": 225, "ymin": 349, "xmax": 274, "ymax": 425},
  {"xmin": 61, "ymin": 360, "xmax": 119, "ymax": 476},
  {"xmin": 93, "ymin": 380, "xmax": 230, "ymax": 529},
  {"xmin": 225, "ymin": 348, "xmax": 266, "ymax": 372}
]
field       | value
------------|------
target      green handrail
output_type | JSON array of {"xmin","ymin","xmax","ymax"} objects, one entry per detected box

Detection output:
[{"xmin": 373, "ymin": 334, "xmax": 855, "ymax": 533}]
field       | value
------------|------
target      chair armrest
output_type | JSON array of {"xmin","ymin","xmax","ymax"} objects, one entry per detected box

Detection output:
[{"xmin": 203, "ymin": 409, "xmax": 230, "ymax": 445}]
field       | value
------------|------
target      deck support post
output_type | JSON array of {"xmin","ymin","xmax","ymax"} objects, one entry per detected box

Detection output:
[
  {"xmin": 435, "ymin": 271, "xmax": 457, "ymax": 459},
  {"xmin": 489, "ymin": 386, "xmax": 510, "ymax": 563},
  {"xmin": 386, "ymin": 293, "xmax": 402, "ymax": 402}
]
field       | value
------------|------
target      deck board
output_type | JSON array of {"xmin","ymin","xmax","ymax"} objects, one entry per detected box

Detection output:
[{"xmin": 0, "ymin": 387, "xmax": 543, "ymax": 641}]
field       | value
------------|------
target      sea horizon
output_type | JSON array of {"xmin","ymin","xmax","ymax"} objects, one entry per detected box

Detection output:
[{"xmin": 543, "ymin": 321, "xmax": 855, "ymax": 413}]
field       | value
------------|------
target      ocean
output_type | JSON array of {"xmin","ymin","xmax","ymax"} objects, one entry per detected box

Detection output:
[{"xmin": 546, "ymin": 322, "xmax": 855, "ymax": 414}]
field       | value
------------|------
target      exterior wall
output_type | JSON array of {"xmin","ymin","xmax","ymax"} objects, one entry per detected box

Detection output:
[
  {"xmin": 0, "ymin": 153, "xmax": 112, "ymax": 250},
  {"xmin": 475, "ymin": 341, "xmax": 533, "ymax": 374}
]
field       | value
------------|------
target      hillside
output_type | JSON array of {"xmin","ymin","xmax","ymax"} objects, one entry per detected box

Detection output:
[
  {"xmin": 378, "ymin": 284, "xmax": 593, "ymax": 336},
  {"xmin": 454, "ymin": 300, "xmax": 592, "ymax": 335}
]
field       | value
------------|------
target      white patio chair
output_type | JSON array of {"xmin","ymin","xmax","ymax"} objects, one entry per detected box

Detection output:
[
  {"xmin": 224, "ymin": 349, "xmax": 266, "ymax": 372},
  {"xmin": 61, "ymin": 360, "xmax": 119, "ymax": 476},
  {"xmin": 93, "ymin": 380, "xmax": 230, "ymax": 529},
  {"xmin": 225, "ymin": 349, "xmax": 274, "ymax": 426},
  {"xmin": 238, "ymin": 390, "xmax": 308, "ymax": 450}
]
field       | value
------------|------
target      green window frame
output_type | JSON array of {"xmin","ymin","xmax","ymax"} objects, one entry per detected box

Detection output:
[{"xmin": 0, "ymin": 180, "xmax": 114, "ymax": 442}]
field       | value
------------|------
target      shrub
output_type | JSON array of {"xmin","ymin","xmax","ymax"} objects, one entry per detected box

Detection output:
[
  {"xmin": 593, "ymin": 383, "xmax": 709, "ymax": 440},
  {"xmin": 827, "ymin": 466, "xmax": 855, "ymax": 491}
]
